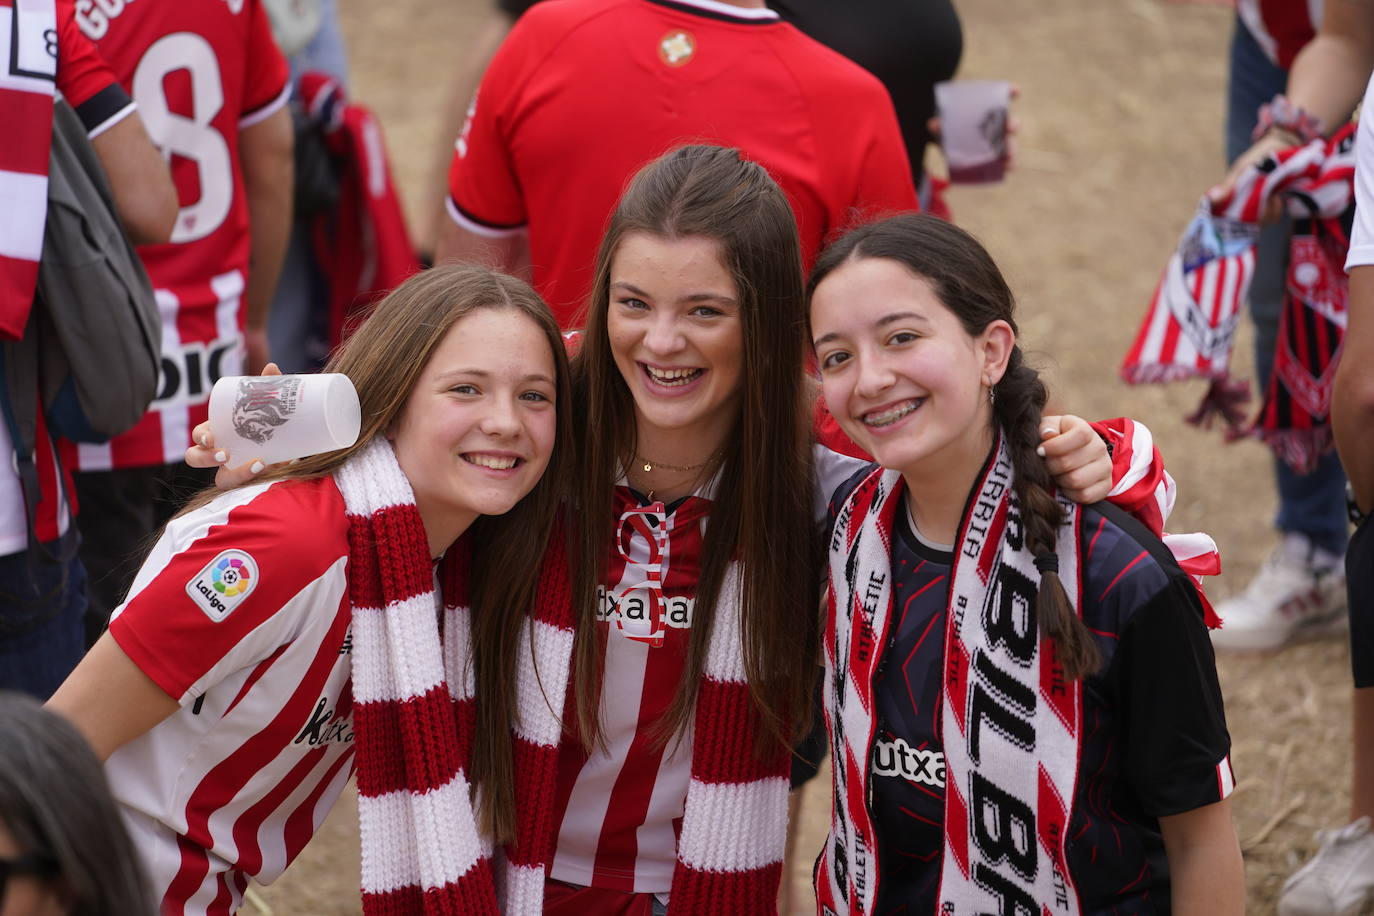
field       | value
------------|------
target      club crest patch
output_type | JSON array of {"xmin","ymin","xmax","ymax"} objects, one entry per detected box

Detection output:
[
  {"xmin": 658, "ymin": 29, "xmax": 696, "ymax": 67},
  {"xmin": 186, "ymin": 550, "xmax": 258, "ymax": 621}
]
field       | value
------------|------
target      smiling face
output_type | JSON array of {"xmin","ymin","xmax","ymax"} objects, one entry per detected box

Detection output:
[
  {"xmin": 606, "ymin": 232, "xmax": 744, "ymax": 456},
  {"xmin": 390, "ymin": 307, "xmax": 558, "ymax": 555},
  {"xmin": 810, "ymin": 255, "xmax": 1011, "ymax": 481}
]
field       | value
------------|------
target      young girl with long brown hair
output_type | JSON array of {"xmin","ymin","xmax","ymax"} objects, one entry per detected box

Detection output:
[
  {"xmin": 809, "ymin": 213, "xmax": 1243, "ymax": 915},
  {"xmin": 46, "ymin": 264, "xmax": 574, "ymax": 916}
]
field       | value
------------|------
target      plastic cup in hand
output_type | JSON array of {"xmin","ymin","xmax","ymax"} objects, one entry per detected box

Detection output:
[
  {"xmin": 208, "ymin": 374, "xmax": 361, "ymax": 466},
  {"xmin": 934, "ymin": 79, "xmax": 1010, "ymax": 184}
]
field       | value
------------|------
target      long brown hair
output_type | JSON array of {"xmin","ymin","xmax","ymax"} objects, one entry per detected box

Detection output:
[
  {"xmin": 189, "ymin": 264, "xmax": 574, "ymax": 840},
  {"xmin": 807, "ymin": 214, "xmax": 1101, "ymax": 679},
  {"xmin": 570, "ymin": 145, "xmax": 819, "ymax": 752}
]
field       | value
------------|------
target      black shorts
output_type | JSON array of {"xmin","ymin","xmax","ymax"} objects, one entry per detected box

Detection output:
[{"xmin": 1350, "ymin": 515, "xmax": 1374, "ymax": 688}]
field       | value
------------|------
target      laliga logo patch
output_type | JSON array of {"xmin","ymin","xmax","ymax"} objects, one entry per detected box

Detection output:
[
  {"xmin": 186, "ymin": 550, "xmax": 258, "ymax": 621},
  {"xmin": 658, "ymin": 29, "xmax": 696, "ymax": 67}
]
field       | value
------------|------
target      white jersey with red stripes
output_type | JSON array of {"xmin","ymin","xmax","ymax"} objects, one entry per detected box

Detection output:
[
  {"xmin": 105, "ymin": 477, "xmax": 356, "ymax": 916},
  {"xmin": 548, "ymin": 446, "xmax": 864, "ymax": 894},
  {"xmin": 71, "ymin": 0, "xmax": 290, "ymax": 470}
]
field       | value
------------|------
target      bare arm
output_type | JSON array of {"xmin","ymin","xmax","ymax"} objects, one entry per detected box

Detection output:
[
  {"xmin": 90, "ymin": 112, "xmax": 177, "ymax": 245},
  {"xmin": 239, "ymin": 105, "xmax": 294, "ymax": 373},
  {"xmin": 434, "ymin": 212, "xmax": 530, "ymax": 279},
  {"xmin": 1334, "ymin": 266, "xmax": 1374, "ymax": 511},
  {"xmin": 1158, "ymin": 799, "xmax": 1245, "ymax": 916},
  {"xmin": 1211, "ymin": 0, "xmax": 1374, "ymax": 205},
  {"xmin": 47, "ymin": 633, "xmax": 180, "ymax": 761},
  {"xmin": 420, "ymin": 10, "xmax": 515, "ymax": 254}
]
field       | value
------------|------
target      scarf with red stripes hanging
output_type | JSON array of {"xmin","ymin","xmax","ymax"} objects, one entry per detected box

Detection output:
[
  {"xmin": 1120, "ymin": 124, "xmax": 1357, "ymax": 466},
  {"xmin": 504, "ymin": 565, "xmax": 793, "ymax": 914},
  {"xmin": 336, "ymin": 437, "xmax": 576, "ymax": 915},
  {"xmin": 817, "ymin": 434, "xmax": 1085, "ymax": 915},
  {"xmin": 1254, "ymin": 125, "xmax": 1355, "ymax": 472},
  {"xmin": 0, "ymin": 0, "xmax": 58, "ymax": 340}
]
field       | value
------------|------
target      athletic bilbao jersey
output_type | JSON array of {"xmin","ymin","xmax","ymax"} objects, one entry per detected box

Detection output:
[
  {"xmin": 549, "ymin": 485, "xmax": 707, "ymax": 893},
  {"xmin": 824, "ymin": 469, "xmax": 1234, "ymax": 916},
  {"xmin": 106, "ymin": 477, "xmax": 355, "ymax": 915},
  {"xmin": 70, "ymin": 0, "xmax": 289, "ymax": 470},
  {"xmin": 448, "ymin": 0, "xmax": 917, "ymax": 326},
  {"xmin": 550, "ymin": 446, "xmax": 862, "ymax": 894}
]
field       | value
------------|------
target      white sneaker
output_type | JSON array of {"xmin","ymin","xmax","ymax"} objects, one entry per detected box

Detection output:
[
  {"xmin": 1278, "ymin": 817, "xmax": 1374, "ymax": 916},
  {"xmin": 1210, "ymin": 533, "xmax": 1346, "ymax": 652}
]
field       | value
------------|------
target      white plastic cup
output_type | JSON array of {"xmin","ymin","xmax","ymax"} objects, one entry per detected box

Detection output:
[
  {"xmin": 934, "ymin": 79, "xmax": 1011, "ymax": 184},
  {"xmin": 208, "ymin": 374, "xmax": 361, "ymax": 465}
]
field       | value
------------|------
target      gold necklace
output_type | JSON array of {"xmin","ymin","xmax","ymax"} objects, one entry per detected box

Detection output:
[
  {"xmin": 636, "ymin": 454, "xmax": 712, "ymax": 474},
  {"xmin": 634, "ymin": 450, "xmax": 721, "ymax": 502}
]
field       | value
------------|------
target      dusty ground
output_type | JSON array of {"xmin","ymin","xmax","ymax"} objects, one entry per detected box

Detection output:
[{"xmin": 249, "ymin": 0, "xmax": 1367, "ymax": 913}]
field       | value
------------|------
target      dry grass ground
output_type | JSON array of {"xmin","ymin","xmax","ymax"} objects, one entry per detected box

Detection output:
[{"xmin": 249, "ymin": 1, "xmax": 1368, "ymax": 912}]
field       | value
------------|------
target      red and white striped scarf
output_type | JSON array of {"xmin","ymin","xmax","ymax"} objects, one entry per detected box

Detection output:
[
  {"xmin": 1122, "ymin": 126, "xmax": 1357, "ymax": 462},
  {"xmin": 507, "ymin": 560, "xmax": 793, "ymax": 913},
  {"xmin": 0, "ymin": 0, "xmax": 58, "ymax": 340},
  {"xmin": 817, "ymin": 435, "xmax": 1085, "ymax": 915},
  {"xmin": 335, "ymin": 437, "xmax": 500, "ymax": 914},
  {"xmin": 1255, "ymin": 124, "xmax": 1356, "ymax": 473}
]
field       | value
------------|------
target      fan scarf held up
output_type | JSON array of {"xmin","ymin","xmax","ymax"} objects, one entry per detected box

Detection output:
[{"xmin": 1120, "ymin": 122, "xmax": 1356, "ymax": 474}]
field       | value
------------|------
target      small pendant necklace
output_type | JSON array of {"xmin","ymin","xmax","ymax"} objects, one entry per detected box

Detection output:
[{"xmin": 634, "ymin": 450, "xmax": 720, "ymax": 502}]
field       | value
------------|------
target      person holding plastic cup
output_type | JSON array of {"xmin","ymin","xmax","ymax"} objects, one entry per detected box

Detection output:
[{"xmin": 46, "ymin": 264, "xmax": 573, "ymax": 916}]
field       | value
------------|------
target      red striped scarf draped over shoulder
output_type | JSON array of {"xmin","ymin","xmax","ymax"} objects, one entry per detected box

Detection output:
[
  {"xmin": 336, "ymin": 437, "xmax": 499, "ymax": 914},
  {"xmin": 0, "ymin": 0, "xmax": 57, "ymax": 339}
]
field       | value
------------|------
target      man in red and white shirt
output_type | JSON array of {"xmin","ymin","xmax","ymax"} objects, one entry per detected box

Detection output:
[
  {"xmin": 64, "ymin": 0, "xmax": 293, "ymax": 639},
  {"xmin": 436, "ymin": 0, "xmax": 917, "ymax": 327},
  {"xmin": 0, "ymin": 0, "xmax": 175, "ymax": 699}
]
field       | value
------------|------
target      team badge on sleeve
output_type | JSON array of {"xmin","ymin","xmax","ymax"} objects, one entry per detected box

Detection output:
[{"xmin": 186, "ymin": 549, "xmax": 259, "ymax": 621}]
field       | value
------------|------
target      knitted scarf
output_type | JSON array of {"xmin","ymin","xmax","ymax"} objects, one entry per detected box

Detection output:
[
  {"xmin": 335, "ymin": 437, "xmax": 498, "ymax": 914},
  {"xmin": 504, "ymin": 542, "xmax": 792, "ymax": 913},
  {"xmin": 0, "ymin": 0, "xmax": 57, "ymax": 340},
  {"xmin": 1121, "ymin": 125, "xmax": 1356, "ymax": 471},
  {"xmin": 818, "ymin": 434, "xmax": 1085, "ymax": 915}
]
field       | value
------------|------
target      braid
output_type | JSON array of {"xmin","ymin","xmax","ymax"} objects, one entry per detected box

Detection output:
[{"xmin": 992, "ymin": 348, "xmax": 1101, "ymax": 680}]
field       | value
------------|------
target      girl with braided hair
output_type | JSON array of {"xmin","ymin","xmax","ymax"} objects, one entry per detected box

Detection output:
[{"xmin": 809, "ymin": 213, "xmax": 1244, "ymax": 916}]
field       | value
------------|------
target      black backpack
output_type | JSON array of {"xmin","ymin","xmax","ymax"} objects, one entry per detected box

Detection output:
[{"xmin": 0, "ymin": 98, "xmax": 161, "ymax": 550}]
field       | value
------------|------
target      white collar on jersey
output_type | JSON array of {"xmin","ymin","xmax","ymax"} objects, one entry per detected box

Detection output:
[{"xmin": 653, "ymin": 0, "xmax": 780, "ymax": 22}]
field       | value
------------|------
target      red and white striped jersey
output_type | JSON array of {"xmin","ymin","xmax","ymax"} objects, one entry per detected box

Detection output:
[
  {"xmin": 69, "ymin": 0, "xmax": 289, "ymax": 471},
  {"xmin": 549, "ymin": 447, "xmax": 865, "ymax": 894},
  {"xmin": 549, "ymin": 485, "xmax": 707, "ymax": 894},
  {"xmin": 105, "ymin": 477, "xmax": 356, "ymax": 915},
  {"xmin": 1236, "ymin": 0, "xmax": 1322, "ymax": 70}
]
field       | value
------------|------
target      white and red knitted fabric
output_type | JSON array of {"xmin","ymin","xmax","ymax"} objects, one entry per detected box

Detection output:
[
  {"xmin": 0, "ymin": 0, "xmax": 57, "ymax": 340},
  {"xmin": 513, "ymin": 555, "xmax": 791, "ymax": 912},
  {"xmin": 334, "ymin": 437, "xmax": 500, "ymax": 915}
]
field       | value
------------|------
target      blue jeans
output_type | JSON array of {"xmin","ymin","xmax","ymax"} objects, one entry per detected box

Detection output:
[
  {"xmin": 1226, "ymin": 17, "xmax": 1349, "ymax": 556},
  {"xmin": 0, "ymin": 532, "xmax": 88, "ymax": 700}
]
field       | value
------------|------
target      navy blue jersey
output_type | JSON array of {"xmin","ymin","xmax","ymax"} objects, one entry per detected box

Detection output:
[{"xmin": 828, "ymin": 465, "xmax": 1232, "ymax": 916}]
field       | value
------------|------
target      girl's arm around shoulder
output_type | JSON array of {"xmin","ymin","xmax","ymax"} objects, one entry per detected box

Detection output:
[{"xmin": 1159, "ymin": 798, "xmax": 1245, "ymax": 916}]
